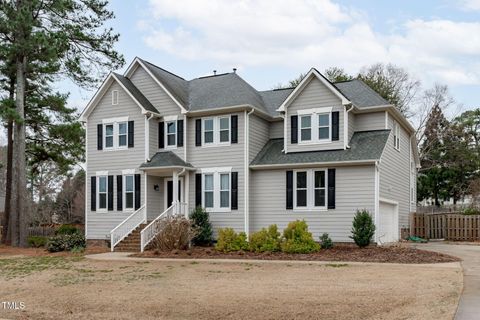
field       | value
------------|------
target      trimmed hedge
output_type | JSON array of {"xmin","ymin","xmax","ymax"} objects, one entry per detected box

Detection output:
[
  {"xmin": 249, "ymin": 225, "xmax": 281, "ymax": 252},
  {"xmin": 215, "ymin": 228, "xmax": 249, "ymax": 252}
]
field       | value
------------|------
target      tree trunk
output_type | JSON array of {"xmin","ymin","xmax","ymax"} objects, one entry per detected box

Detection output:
[
  {"xmin": 13, "ymin": 55, "xmax": 27, "ymax": 247},
  {"xmin": 3, "ymin": 77, "xmax": 15, "ymax": 245}
]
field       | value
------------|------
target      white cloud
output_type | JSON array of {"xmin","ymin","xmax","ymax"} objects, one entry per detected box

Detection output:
[
  {"xmin": 142, "ymin": 0, "xmax": 480, "ymax": 87},
  {"xmin": 459, "ymin": 0, "xmax": 480, "ymax": 11}
]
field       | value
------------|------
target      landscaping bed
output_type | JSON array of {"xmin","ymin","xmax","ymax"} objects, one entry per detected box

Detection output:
[{"xmin": 133, "ymin": 243, "xmax": 460, "ymax": 264}]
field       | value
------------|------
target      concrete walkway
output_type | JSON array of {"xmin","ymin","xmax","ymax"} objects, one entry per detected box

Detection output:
[{"xmin": 411, "ymin": 242, "xmax": 480, "ymax": 320}]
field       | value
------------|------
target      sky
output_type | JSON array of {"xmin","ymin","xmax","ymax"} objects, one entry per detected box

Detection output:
[{"xmin": 66, "ymin": 0, "xmax": 480, "ymax": 114}]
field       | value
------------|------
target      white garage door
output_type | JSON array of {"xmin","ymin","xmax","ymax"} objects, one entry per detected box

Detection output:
[{"xmin": 378, "ymin": 201, "xmax": 398, "ymax": 244}]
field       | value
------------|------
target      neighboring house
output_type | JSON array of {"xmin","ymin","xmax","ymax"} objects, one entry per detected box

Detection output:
[{"xmin": 79, "ymin": 57, "xmax": 419, "ymax": 251}]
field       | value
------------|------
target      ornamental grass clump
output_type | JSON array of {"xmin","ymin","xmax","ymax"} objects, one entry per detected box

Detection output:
[
  {"xmin": 280, "ymin": 220, "xmax": 320, "ymax": 254},
  {"xmin": 215, "ymin": 228, "xmax": 249, "ymax": 252},
  {"xmin": 152, "ymin": 216, "xmax": 198, "ymax": 251},
  {"xmin": 249, "ymin": 224, "xmax": 281, "ymax": 252},
  {"xmin": 350, "ymin": 209, "xmax": 375, "ymax": 247}
]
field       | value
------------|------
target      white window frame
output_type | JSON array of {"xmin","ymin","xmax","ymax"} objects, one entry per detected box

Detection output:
[
  {"xmin": 165, "ymin": 120, "xmax": 177, "ymax": 148},
  {"xmin": 123, "ymin": 174, "xmax": 135, "ymax": 211},
  {"xmin": 202, "ymin": 115, "xmax": 231, "ymax": 147},
  {"xmin": 219, "ymin": 173, "xmax": 231, "ymax": 208},
  {"xmin": 203, "ymin": 173, "xmax": 215, "ymax": 209},
  {"xmin": 393, "ymin": 120, "xmax": 400, "ymax": 150},
  {"xmin": 297, "ymin": 107, "xmax": 333, "ymax": 145},
  {"xmin": 201, "ymin": 167, "xmax": 232, "ymax": 212},
  {"xmin": 112, "ymin": 90, "xmax": 118, "ymax": 105},
  {"xmin": 102, "ymin": 117, "xmax": 129, "ymax": 151},
  {"xmin": 97, "ymin": 175, "xmax": 108, "ymax": 212},
  {"xmin": 293, "ymin": 169, "xmax": 328, "ymax": 211},
  {"xmin": 118, "ymin": 122, "xmax": 128, "ymax": 148}
]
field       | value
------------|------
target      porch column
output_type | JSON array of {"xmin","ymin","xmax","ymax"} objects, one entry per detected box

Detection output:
[{"xmin": 172, "ymin": 170, "xmax": 179, "ymax": 206}]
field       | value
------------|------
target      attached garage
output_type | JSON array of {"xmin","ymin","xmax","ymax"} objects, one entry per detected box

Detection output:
[{"xmin": 377, "ymin": 199, "xmax": 399, "ymax": 244}]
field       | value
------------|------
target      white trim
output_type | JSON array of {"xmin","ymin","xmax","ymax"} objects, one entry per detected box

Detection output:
[
  {"xmin": 283, "ymin": 112, "xmax": 288, "ymax": 154},
  {"xmin": 201, "ymin": 167, "xmax": 232, "ymax": 174},
  {"xmin": 277, "ymin": 68, "xmax": 350, "ymax": 112},
  {"xmin": 379, "ymin": 197, "xmax": 399, "ymax": 206},
  {"xmin": 183, "ymin": 116, "xmax": 188, "ymax": 161},
  {"xmin": 374, "ymin": 162, "xmax": 380, "ymax": 243},
  {"xmin": 123, "ymin": 174, "xmax": 135, "ymax": 212},
  {"xmin": 124, "ymin": 57, "xmax": 188, "ymax": 114},
  {"xmin": 384, "ymin": 111, "xmax": 388, "ymax": 129},
  {"xmin": 140, "ymin": 166, "xmax": 195, "ymax": 171},
  {"xmin": 85, "ymin": 124, "xmax": 88, "ymax": 239},
  {"xmin": 297, "ymin": 106, "xmax": 332, "ymax": 115},
  {"xmin": 201, "ymin": 171, "xmax": 232, "ymax": 213},
  {"xmin": 245, "ymin": 109, "xmax": 254, "ymax": 236},
  {"xmin": 96, "ymin": 171, "xmax": 108, "ymax": 176},
  {"xmin": 298, "ymin": 110, "xmax": 332, "ymax": 145},
  {"xmin": 122, "ymin": 169, "xmax": 136, "ymax": 175},
  {"xmin": 96, "ymin": 175, "xmax": 109, "ymax": 213},
  {"xmin": 250, "ymin": 160, "xmax": 377, "ymax": 170},
  {"xmin": 163, "ymin": 115, "xmax": 178, "ymax": 121},
  {"xmin": 145, "ymin": 116, "xmax": 149, "ymax": 161},
  {"xmin": 112, "ymin": 90, "xmax": 118, "ymax": 105},
  {"xmin": 292, "ymin": 169, "xmax": 328, "ymax": 211},
  {"xmin": 201, "ymin": 116, "xmax": 232, "ymax": 147},
  {"xmin": 165, "ymin": 120, "xmax": 178, "ymax": 149},
  {"xmin": 378, "ymin": 198, "xmax": 400, "ymax": 244},
  {"xmin": 102, "ymin": 116, "xmax": 128, "ymax": 124}
]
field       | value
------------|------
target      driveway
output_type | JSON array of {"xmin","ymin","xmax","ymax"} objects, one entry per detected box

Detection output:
[{"xmin": 410, "ymin": 242, "xmax": 480, "ymax": 320}]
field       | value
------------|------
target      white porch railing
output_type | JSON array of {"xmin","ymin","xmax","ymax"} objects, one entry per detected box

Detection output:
[
  {"xmin": 140, "ymin": 201, "xmax": 188, "ymax": 252},
  {"xmin": 110, "ymin": 205, "xmax": 146, "ymax": 252}
]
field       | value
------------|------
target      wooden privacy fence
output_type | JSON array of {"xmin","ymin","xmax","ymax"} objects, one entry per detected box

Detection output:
[{"xmin": 410, "ymin": 213, "xmax": 480, "ymax": 241}]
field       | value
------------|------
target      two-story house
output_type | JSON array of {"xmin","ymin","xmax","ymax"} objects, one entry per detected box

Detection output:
[{"xmin": 79, "ymin": 57, "xmax": 419, "ymax": 251}]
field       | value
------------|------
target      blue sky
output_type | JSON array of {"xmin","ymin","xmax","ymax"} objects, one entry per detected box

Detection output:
[{"xmin": 67, "ymin": 0, "xmax": 480, "ymax": 115}]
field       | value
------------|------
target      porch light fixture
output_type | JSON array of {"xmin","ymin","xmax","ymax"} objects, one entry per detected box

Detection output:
[{"xmin": 153, "ymin": 184, "xmax": 159, "ymax": 191}]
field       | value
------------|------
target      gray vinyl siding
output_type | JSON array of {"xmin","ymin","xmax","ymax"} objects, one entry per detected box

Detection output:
[
  {"xmin": 146, "ymin": 175, "xmax": 164, "ymax": 220},
  {"xmin": 354, "ymin": 112, "xmax": 386, "ymax": 131},
  {"xmin": 186, "ymin": 112, "xmax": 246, "ymax": 233},
  {"xmin": 269, "ymin": 120, "xmax": 284, "ymax": 139},
  {"xmin": 249, "ymin": 114, "xmax": 269, "ymax": 162},
  {"xmin": 250, "ymin": 165, "xmax": 375, "ymax": 242},
  {"xmin": 286, "ymin": 77, "xmax": 344, "ymax": 152},
  {"xmin": 379, "ymin": 112, "xmax": 411, "ymax": 231},
  {"xmin": 86, "ymin": 81, "xmax": 146, "ymax": 239},
  {"xmin": 348, "ymin": 112, "xmax": 355, "ymax": 142},
  {"xmin": 130, "ymin": 65, "xmax": 185, "ymax": 159}
]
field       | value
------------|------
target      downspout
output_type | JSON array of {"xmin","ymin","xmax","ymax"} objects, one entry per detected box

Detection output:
[
  {"xmin": 245, "ymin": 108, "xmax": 255, "ymax": 237},
  {"xmin": 280, "ymin": 112, "xmax": 286, "ymax": 153},
  {"xmin": 144, "ymin": 113, "xmax": 154, "ymax": 224},
  {"xmin": 374, "ymin": 160, "xmax": 380, "ymax": 243},
  {"xmin": 183, "ymin": 115, "xmax": 187, "ymax": 162},
  {"xmin": 345, "ymin": 105, "xmax": 354, "ymax": 149}
]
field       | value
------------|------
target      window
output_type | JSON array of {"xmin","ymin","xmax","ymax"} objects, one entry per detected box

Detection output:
[
  {"xmin": 204, "ymin": 174, "xmax": 214, "ymax": 208},
  {"xmin": 102, "ymin": 118, "xmax": 129, "ymax": 150},
  {"xmin": 202, "ymin": 170, "xmax": 231, "ymax": 212},
  {"xmin": 298, "ymin": 108, "xmax": 332, "ymax": 144},
  {"xmin": 98, "ymin": 176, "xmax": 108, "ymax": 210},
  {"xmin": 166, "ymin": 121, "xmax": 176, "ymax": 147},
  {"xmin": 220, "ymin": 173, "xmax": 230, "ymax": 208},
  {"xmin": 293, "ymin": 169, "xmax": 327, "ymax": 210},
  {"xmin": 124, "ymin": 175, "xmax": 134, "ymax": 210},
  {"xmin": 393, "ymin": 121, "xmax": 400, "ymax": 150},
  {"xmin": 118, "ymin": 122, "xmax": 127, "ymax": 147},
  {"xmin": 105, "ymin": 124, "xmax": 114, "ymax": 148},
  {"xmin": 318, "ymin": 114, "xmax": 330, "ymax": 140},
  {"xmin": 219, "ymin": 117, "xmax": 230, "ymax": 143},
  {"xmin": 202, "ymin": 116, "xmax": 231, "ymax": 146},
  {"xmin": 300, "ymin": 116, "xmax": 311, "ymax": 141},
  {"xmin": 204, "ymin": 119, "xmax": 214, "ymax": 144},
  {"xmin": 112, "ymin": 90, "xmax": 118, "ymax": 105}
]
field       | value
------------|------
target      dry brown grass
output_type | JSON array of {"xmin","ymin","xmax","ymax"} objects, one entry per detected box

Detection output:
[{"xmin": 0, "ymin": 254, "xmax": 462, "ymax": 320}]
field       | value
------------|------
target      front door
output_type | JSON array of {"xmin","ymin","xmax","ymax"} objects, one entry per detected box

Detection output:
[{"xmin": 166, "ymin": 180, "xmax": 182, "ymax": 208}]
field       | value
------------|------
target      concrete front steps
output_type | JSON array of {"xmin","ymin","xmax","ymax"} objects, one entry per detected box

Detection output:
[{"xmin": 114, "ymin": 223, "xmax": 147, "ymax": 252}]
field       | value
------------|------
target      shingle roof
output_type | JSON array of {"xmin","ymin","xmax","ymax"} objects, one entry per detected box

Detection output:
[
  {"xmin": 140, "ymin": 151, "xmax": 194, "ymax": 169},
  {"xmin": 259, "ymin": 88, "xmax": 294, "ymax": 116},
  {"xmin": 334, "ymin": 79, "xmax": 390, "ymax": 108},
  {"xmin": 250, "ymin": 130, "xmax": 390, "ymax": 167},
  {"xmin": 113, "ymin": 73, "xmax": 159, "ymax": 114}
]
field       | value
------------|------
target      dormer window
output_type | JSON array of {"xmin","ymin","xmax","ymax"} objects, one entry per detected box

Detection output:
[
  {"xmin": 166, "ymin": 121, "xmax": 176, "ymax": 147},
  {"xmin": 298, "ymin": 107, "xmax": 332, "ymax": 144},
  {"xmin": 300, "ymin": 115, "xmax": 312, "ymax": 141},
  {"xmin": 112, "ymin": 90, "xmax": 118, "ymax": 105},
  {"xmin": 318, "ymin": 113, "xmax": 330, "ymax": 140}
]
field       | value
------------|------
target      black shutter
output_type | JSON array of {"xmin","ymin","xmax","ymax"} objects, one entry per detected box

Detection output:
[
  {"xmin": 231, "ymin": 172, "xmax": 238, "ymax": 210},
  {"xmin": 107, "ymin": 175, "xmax": 114, "ymax": 211},
  {"xmin": 91, "ymin": 176, "xmax": 96, "ymax": 211},
  {"xmin": 97, "ymin": 124, "xmax": 103, "ymax": 150},
  {"xmin": 328, "ymin": 169, "xmax": 336, "ymax": 209},
  {"xmin": 291, "ymin": 115, "xmax": 298, "ymax": 144},
  {"xmin": 231, "ymin": 115, "xmax": 238, "ymax": 143},
  {"xmin": 195, "ymin": 173, "xmax": 202, "ymax": 206},
  {"xmin": 177, "ymin": 119, "xmax": 184, "ymax": 147},
  {"xmin": 158, "ymin": 122, "xmax": 164, "ymax": 149},
  {"xmin": 134, "ymin": 174, "xmax": 141, "ymax": 210},
  {"xmin": 117, "ymin": 175, "xmax": 123, "ymax": 211},
  {"xmin": 286, "ymin": 171, "xmax": 293, "ymax": 209},
  {"xmin": 195, "ymin": 119, "xmax": 202, "ymax": 146},
  {"xmin": 128, "ymin": 120, "xmax": 134, "ymax": 148},
  {"xmin": 332, "ymin": 111, "xmax": 339, "ymax": 141}
]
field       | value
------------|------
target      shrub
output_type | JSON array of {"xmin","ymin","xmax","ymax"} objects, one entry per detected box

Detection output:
[
  {"xmin": 27, "ymin": 236, "xmax": 47, "ymax": 248},
  {"xmin": 319, "ymin": 233, "xmax": 333, "ymax": 249},
  {"xmin": 249, "ymin": 225, "xmax": 281, "ymax": 252},
  {"xmin": 47, "ymin": 233, "xmax": 86, "ymax": 252},
  {"xmin": 280, "ymin": 220, "xmax": 320, "ymax": 254},
  {"xmin": 215, "ymin": 228, "xmax": 249, "ymax": 252},
  {"xmin": 463, "ymin": 207, "xmax": 480, "ymax": 215},
  {"xmin": 152, "ymin": 216, "xmax": 198, "ymax": 251},
  {"xmin": 56, "ymin": 224, "xmax": 80, "ymax": 235},
  {"xmin": 190, "ymin": 206, "xmax": 213, "ymax": 245},
  {"xmin": 350, "ymin": 209, "xmax": 376, "ymax": 247}
]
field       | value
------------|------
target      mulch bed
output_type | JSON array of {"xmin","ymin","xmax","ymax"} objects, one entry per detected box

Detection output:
[{"xmin": 132, "ymin": 244, "xmax": 460, "ymax": 264}]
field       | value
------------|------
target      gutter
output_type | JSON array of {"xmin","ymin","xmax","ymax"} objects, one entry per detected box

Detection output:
[{"xmin": 250, "ymin": 159, "xmax": 378, "ymax": 170}]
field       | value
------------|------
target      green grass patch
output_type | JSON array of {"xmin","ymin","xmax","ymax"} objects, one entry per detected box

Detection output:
[
  {"xmin": 325, "ymin": 263, "xmax": 349, "ymax": 268},
  {"xmin": 0, "ymin": 256, "xmax": 80, "ymax": 279}
]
